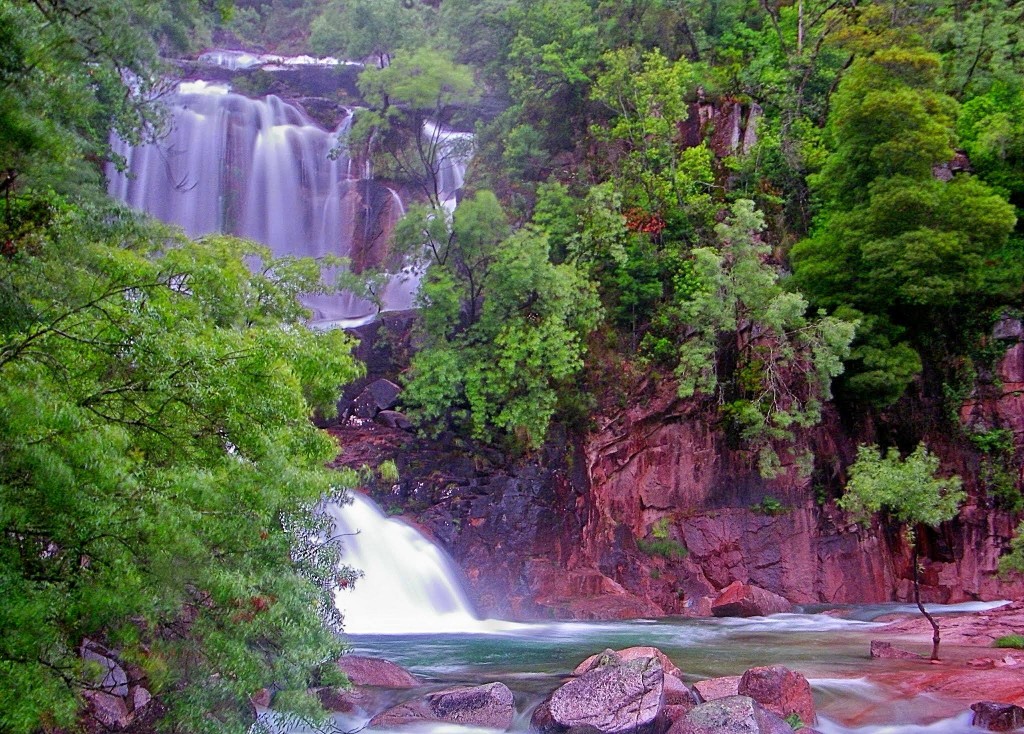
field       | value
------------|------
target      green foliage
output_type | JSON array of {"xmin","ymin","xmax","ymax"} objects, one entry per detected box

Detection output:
[
  {"xmin": 751, "ymin": 495, "xmax": 787, "ymax": 516},
  {"xmin": 785, "ymin": 712, "xmax": 805, "ymax": 730},
  {"xmin": 839, "ymin": 443, "xmax": 965, "ymax": 532},
  {"xmin": 0, "ymin": 201, "xmax": 363, "ymax": 733},
  {"xmin": 993, "ymin": 634, "xmax": 1024, "ymax": 649},
  {"xmin": 637, "ymin": 518, "xmax": 688, "ymax": 560},
  {"xmin": 667, "ymin": 200, "xmax": 856, "ymax": 474},
  {"xmin": 310, "ymin": 0, "xmax": 433, "ymax": 66},
  {"xmin": 378, "ymin": 458, "xmax": 400, "ymax": 483}
]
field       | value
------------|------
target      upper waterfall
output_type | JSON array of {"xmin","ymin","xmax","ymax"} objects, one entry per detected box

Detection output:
[{"xmin": 107, "ymin": 80, "xmax": 471, "ymax": 326}]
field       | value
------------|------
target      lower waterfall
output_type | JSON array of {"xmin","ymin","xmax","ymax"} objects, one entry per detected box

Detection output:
[{"xmin": 324, "ymin": 493, "xmax": 487, "ymax": 635}]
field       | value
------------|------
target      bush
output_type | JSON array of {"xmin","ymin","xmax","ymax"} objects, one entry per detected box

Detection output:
[{"xmin": 994, "ymin": 634, "xmax": 1024, "ymax": 649}]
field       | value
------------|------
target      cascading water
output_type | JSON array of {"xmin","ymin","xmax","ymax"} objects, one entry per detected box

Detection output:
[
  {"xmin": 107, "ymin": 80, "xmax": 434, "ymax": 326},
  {"xmin": 323, "ymin": 493, "xmax": 486, "ymax": 634}
]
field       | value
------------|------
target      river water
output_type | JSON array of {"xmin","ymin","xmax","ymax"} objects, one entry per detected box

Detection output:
[{"xmin": 297, "ymin": 495, "xmax": 1009, "ymax": 734}]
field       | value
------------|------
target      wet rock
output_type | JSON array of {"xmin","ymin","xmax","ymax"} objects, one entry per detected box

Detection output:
[
  {"xmin": 971, "ymin": 701, "xmax": 1024, "ymax": 731},
  {"xmin": 712, "ymin": 581, "xmax": 793, "ymax": 618},
  {"xmin": 533, "ymin": 656, "xmax": 664, "ymax": 734},
  {"xmin": 738, "ymin": 666, "xmax": 815, "ymax": 725},
  {"xmin": 870, "ymin": 640, "xmax": 924, "ymax": 660},
  {"xmin": 668, "ymin": 695, "xmax": 794, "ymax": 734},
  {"xmin": 994, "ymin": 317, "xmax": 1024, "ymax": 341},
  {"xmin": 665, "ymin": 674, "xmax": 699, "ymax": 706},
  {"xmin": 574, "ymin": 646, "xmax": 683, "ymax": 679},
  {"xmin": 82, "ymin": 690, "xmax": 131, "ymax": 730},
  {"xmin": 369, "ymin": 682, "xmax": 514, "ymax": 729},
  {"xmin": 336, "ymin": 655, "xmax": 419, "ymax": 688},
  {"xmin": 351, "ymin": 379, "xmax": 401, "ymax": 419},
  {"xmin": 377, "ymin": 409, "xmax": 412, "ymax": 430},
  {"xmin": 693, "ymin": 676, "xmax": 741, "ymax": 701},
  {"xmin": 316, "ymin": 687, "xmax": 359, "ymax": 713}
]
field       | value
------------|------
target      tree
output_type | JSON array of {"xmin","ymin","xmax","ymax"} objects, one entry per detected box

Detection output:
[
  {"xmin": 0, "ymin": 201, "xmax": 363, "ymax": 733},
  {"xmin": 658, "ymin": 199, "xmax": 856, "ymax": 476},
  {"xmin": 839, "ymin": 443, "xmax": 965, "ymax": 660},
  {"xmin": 310, "ymin": 0, "xmax": 432, "ymax": 67}
]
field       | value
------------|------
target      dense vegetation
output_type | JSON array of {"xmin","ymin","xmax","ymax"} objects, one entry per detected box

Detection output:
[{"xmin": 3, "ymin": 0, "xmax": 1024, "ymax": 730}]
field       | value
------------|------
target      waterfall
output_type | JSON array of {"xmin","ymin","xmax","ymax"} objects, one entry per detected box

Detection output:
[
  {"xmin": 323, "ymin": 493, "xmax": 485, "ymax": 635},
  {"xmin": 107, "ymin": 80, "xmax": 409, "ymax": 326}
]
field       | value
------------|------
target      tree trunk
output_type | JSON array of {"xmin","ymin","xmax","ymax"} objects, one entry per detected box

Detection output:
[{"xmin": 912, "ymin": 546, "xmax": 941, "ymax": 660}]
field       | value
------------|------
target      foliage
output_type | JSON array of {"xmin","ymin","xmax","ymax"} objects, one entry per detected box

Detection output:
[
  {"xmin": 751, "ymin": 495, "xmax": 787, "ymax": 516},
  {"xmin": 637, "ymin": 517, "xmax": 688, "ymax": 560},
  {"xmin": 839, "ymin": 443, "xmax": 965, "ymax": 532},
  {"xmin": 994, "ymin": 634, "xmax": 1024, "ymax": 649},
  {"xmin": 310, "ymin": 0, "xmax": 433, "ymax": 66},
  {"xmin": 0, "ymin": 201, "xmax": 363, "ymax": 734},
  {"xmin": 353, "ymin": 48, "xmax": 478, "ymax": 205},
  {"xmin": 666, "ymin": 199, "xmax": 855, "ymax": 474}
]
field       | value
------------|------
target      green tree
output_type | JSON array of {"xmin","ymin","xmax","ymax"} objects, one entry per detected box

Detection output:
[
  {"xmin": 839, "ymin": 443, "xmax": 965, "ymax": 660},
  {"xmin": 310, "ymin": 0, "xmax": 432, "ymax": 67},
  {"xmin": 0, "ymin": 201, "xmax": 363, "ymax": 733},
  {"xmin": 668, "ymin": 199, "xmax": 856, "ymax": 476}
]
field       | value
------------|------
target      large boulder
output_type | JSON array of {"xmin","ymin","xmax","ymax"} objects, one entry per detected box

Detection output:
[
  {"xmin": 712, "ymin": 582, "xmax": 793, "ymax": 618},
  {"xmin": 971, "ymin": 702, "xmax": 1024, "ymax": 732},
  {"xmin": 369, "ymin": 682, "xmax": 515, "ymax": 729},
  {"xmin": 336, "ymin": 655, "xmax": 420, "ymax": 688},
  {"xmin": 574, "ymin": 647, "xmax": 684, "ymax": 679},
  {"xmin": 667, "ymin": 695, "xmax": 794, "ymax": 734},
  {"xmin": 532, "ymin": 656, "xmax": 665, "ymax": 734},
  {"xmin": 351, "ymin": 379, "xmax": 402, "ymax": 420},
  {"xmin": 738, "ymin": 666, "xmax": 815, "ymax": 726}
]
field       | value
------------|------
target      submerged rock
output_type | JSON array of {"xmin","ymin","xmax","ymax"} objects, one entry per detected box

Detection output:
[
  {"xmin": 971, "ymin": 701, "xmax": 1024, "ymax": 731},
  {"xmin": 668, "ymin": 695, "xmax": 794, "ymax": 734},
  {"xmin": 712, "ymin": 582, "xmax": 793, "ymax": 618},
  {"xmin": 336, "ymin": 655, "xmax": 420, "ymax": 688},
  {"xmin": 870, "ymin": 640, "xmax": 924, "ymax": 660},
  {"xmin": 533, "ymin": 655, "xmax": 664, "ymax": 734},
  {"xmin": 738, "ymin": 666, "xmax": 815, "ymax": 725},
  {"xmin": 370, "ymin": 682, "xmax": 515, "ymax": 729}
]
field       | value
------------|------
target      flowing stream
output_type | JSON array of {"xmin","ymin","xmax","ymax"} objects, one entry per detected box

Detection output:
[{"xmin": 312, "ymin": 493, "xmax": 1008, "ymax": 734}]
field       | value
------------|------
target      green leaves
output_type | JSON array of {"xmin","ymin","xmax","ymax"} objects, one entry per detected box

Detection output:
[
  {"xmin": 0, "ymin": 203, "xmax": 362, "ymax": 733},
  {"xmin": 839, "ymin": 443, "xmax": 965, "ymax": 531}
]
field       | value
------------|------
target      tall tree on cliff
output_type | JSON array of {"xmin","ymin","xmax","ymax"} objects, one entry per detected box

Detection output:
[{"xmin": 840, "ymin": 443, "xmax": 965, "ymax": 660}]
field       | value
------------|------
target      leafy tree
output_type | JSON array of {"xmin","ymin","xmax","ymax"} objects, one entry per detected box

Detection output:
[
  {"xmin": 791, "ymin": 45, "xmax": 1019, "ymax": 406},
  {"xmin": 666, "ymin": 199, "xmax": 856, "ymax": 475},
  {"xmin": 353, "ymin": 47, "xmax": 478, "ymax": 206},
  {"xmin": 0, "ymin": 201, "xmax": 363, "ymax": 733},
  {"xmin": 310, "ymin": 0, "xmax": 432, "ymax": 67},
  {"xmin": 839, "ymin": 443, "xmax": 965, "ymax": 660}
]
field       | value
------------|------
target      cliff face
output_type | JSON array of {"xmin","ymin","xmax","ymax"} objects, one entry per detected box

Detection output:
[{"xmin": 329, "ymin": 318, "xmax": 1024, "ymax": 621}]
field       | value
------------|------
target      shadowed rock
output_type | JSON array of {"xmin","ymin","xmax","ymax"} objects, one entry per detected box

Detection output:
[
  {"xmin": 971, "ymin": 701, "xmax": 1024, "ymax": 732},
  {"xmin": 370, "ymin": 682, "xmax": 515, "ymax": 729},
  {"xmin": 667, "ymin": 695, "xmax": 795, "ymax": 734},
  {"xmin": 870, "ymin": 641, "xmax": 924, "ymax": 660},
  {"xmin": 738, "ymin": 666, "xmax": 815, "ymax": 725}
]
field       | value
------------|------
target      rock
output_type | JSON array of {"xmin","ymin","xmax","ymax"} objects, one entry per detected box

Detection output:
[
  {"xmin": 665, "ymin": 674, "xmax": 698, "ymax": 706},
  {"xmin": 250, "ymin": 688, "xmax": 273, "ymax": 708},
  {"xmin": 994, "ymin": 317, "xmax": 1024, "ymax": 341},
  {"xmin": 351, "ymin": 379, "xmax": 401, "ymax": 419},
  {"xmin": 82, "ymin": 690, "xmax": 131, "ymax": 730},
  {"xmin": 738, "ymin": 666, "xmax": 816, "ymax": 725},
  {"xmin": 870, "ymin": 640, "xmax": 924, "ymax": 660},
  {"xmin": 369, "ymin": 682, "xmax": 515, "ymax": 729},
  {"xmin": 712, "ymin": 582, "xmax": 793, "ymax": 618},
  {"xmin": 336, "ymin": 655, "xmax": 419, "ymax": 688},
  {"xmin": 971, "ymin": 701, "xmax": 1024, "ymax": 731},
  {"xmin": 574, "ymin": 646, "xmax": 683, "ymax": 680},
  {"xmin": 533, "ymin": 656, "xmax": 664, "ymax": 734},
  {"xmin": 376, "ymin": 409, "xmax": 412, "ymax": 430},
  {"xmin": 129, "ymin": 686, "xmax": 152, "ymax": 712},
  {"xmin": 668, "ymin": 696, "xmax": 794, "ymax": 734},
  {"xmin": 694, "ymin": 676, "xmax": 741, "ymax": 702},
  {"xmin": 81, "ymin": 639, "xmax": 129, "ymax": 697},
  {"xmin": 316, "ymin": 687, "xmax": 358, "ymax": 713}
]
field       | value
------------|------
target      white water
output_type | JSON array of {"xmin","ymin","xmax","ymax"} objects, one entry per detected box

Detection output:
[
  {"xmin": 325, "ymin": 494, "xmax": 495, "ymax": 634},
  {"xmin": 108, "ymin": 80, "xmax": 421, "ymax": 324}
]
